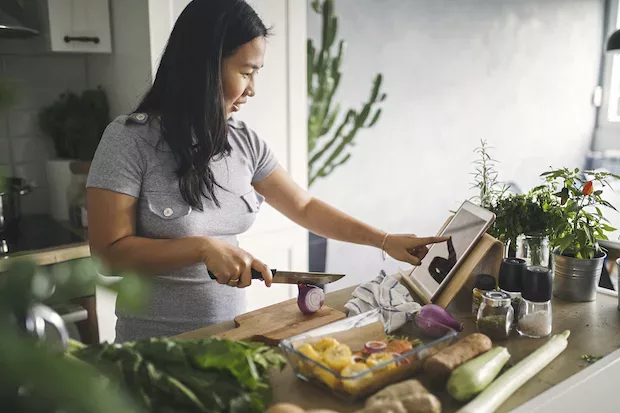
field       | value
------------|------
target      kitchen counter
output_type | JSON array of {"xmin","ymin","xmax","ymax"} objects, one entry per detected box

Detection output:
[
  {"xmin": 178, "ymin": 285, "xmax": 620, "ymax": 412},
  {"xmin": 0, "ymin": 215, "xmax": 99, "ymax": 342},
  {"xmin": 0, "ymin": 215, "xmax": 89, "ymax": 271}
]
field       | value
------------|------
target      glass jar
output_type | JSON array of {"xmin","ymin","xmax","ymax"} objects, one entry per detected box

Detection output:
[
  {"xmin": 517, "ymin": 300, "xmax": 552, "ymax": 338},
  {"xmin": 499, "ymin": 289, "xmax": 522, "ymax": 328},
  {"xmin": 517, "ymin": 265, "xmax": 553, "ymax": 338},
  {"xmin": 472, "ymin": 274, "xmax": 497, "ymax": 317},
  {"xmin": 515, "ymin": 235, "xmax": 550, "ymax": 268},
  {"xmin": 498, "ymin": 257, "xmax": 526, "ymax": 328},
  {"xmin": 476, "ymin": 291, "xmax": 514, "ymax": 340}
]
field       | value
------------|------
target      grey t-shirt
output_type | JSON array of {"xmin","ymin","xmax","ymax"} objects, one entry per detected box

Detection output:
[{"xmin": 86, "ymin": 113, "xmax": 278, "ymax": 342}]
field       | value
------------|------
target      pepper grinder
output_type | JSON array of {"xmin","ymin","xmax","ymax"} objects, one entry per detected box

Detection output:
[
  {"xmin": 498, "ymin": 257, "xmax": 527, "ymax": 326},
  {"xmin": 517, "ymin": 266, "xmax": 553, "ymax": 338}
]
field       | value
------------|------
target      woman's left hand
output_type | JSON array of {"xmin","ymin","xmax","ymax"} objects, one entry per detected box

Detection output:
[{"xmin": 383, "ymin": 234, "xmax": 451, "ymax": 266}]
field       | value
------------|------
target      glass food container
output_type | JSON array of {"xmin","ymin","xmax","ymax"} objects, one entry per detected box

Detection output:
[{"xmin": 279, "ymin": 309, "xmax": 458, "ymax": 403}]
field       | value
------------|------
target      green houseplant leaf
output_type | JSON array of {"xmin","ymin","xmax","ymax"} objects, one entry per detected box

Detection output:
[
  {"xmin": 0, "ymin": 259, "xmax": 144, "ymax": 413},
  {"xmin": 531, "ymin": 167, "xmax": 618, "ymax": 259},
  {"xmin": 307, "ymin": 0, "xmax": 387, "ymax": 186},
  {"xmin": 38, "ymin": 86, "xmax": 110, "ymax": 161}
]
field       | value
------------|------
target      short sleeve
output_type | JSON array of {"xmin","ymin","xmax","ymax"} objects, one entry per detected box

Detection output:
[
  {"xmin": 246, "ymin": 127, "xmax": 278, "ymax": 182},
  {"xmin": 86, "ymin": 120, "xmax": 145, "ymax": 197}
]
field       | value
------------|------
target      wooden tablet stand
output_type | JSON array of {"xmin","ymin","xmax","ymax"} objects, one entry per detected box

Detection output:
[{"xmin": 399, "ymin": 233, "xmax": 504, "ymax": 313}]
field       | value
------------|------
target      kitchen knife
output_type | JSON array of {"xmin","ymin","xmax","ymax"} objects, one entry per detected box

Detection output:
[{"xmin": 208, "ymin": 269, "xmax": 345, "ymax": 285}]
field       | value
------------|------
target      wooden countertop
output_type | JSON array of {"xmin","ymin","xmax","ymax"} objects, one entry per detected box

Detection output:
[
  {"xmin": 178, "ymin": 285, "xmax": 620, "ymax": 412},
  {"xmin": 0, "ymin": 243, "xmax": 90, "ymax": 271},
  {"xmin": 0, "ymin": 218, "xmax": 89, "ymax": 272}
]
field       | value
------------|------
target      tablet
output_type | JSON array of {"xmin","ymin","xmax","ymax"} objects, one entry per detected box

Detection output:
[{"xmin": 406, "ymin": 200, "xmax": 496, "ymax": 303}]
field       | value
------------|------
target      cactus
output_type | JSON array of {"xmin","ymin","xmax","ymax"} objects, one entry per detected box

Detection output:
[{"xmin": 307, "ymin": 0, "xmax": 387, "ymax": 186}]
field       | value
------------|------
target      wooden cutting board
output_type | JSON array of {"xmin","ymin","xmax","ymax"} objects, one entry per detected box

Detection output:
[{"xmin": 215, "ymin": 298, "xmax": 347, "ymax": 345}]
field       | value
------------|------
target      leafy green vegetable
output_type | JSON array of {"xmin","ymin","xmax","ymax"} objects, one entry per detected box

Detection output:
[
  {"xmin": 68, "ymin": 337, "xmax": 286, "ymax": 413},
  {"xmin": 0, "ymin": 326, "xmax": 141, "ymax": 413},
  {"xmin": 0, "ymin": 258, "xmax": 150, "ymax": 413},
  {"xmin": 581, "ymin": 354, "xmax": 603, "ymax": 364}
]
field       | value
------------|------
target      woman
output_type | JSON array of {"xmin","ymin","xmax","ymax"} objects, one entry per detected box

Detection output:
[{"xmin": 86, "ymin": 0, "xmax": 447, "ymax": 342}]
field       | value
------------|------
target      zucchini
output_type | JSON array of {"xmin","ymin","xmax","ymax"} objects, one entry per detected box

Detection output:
[
  {"xmin": 447, "ymin": 346, "xmax": 510, "ymax": 402},
  {"xmin": 458, "ymin": 330, "xmax": 570, "ymax": 413}
]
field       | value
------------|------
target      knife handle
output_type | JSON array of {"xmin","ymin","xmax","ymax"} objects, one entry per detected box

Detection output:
[{"xmin": 208, "ymin": 269, "xmax": 277, "ymax": 281}]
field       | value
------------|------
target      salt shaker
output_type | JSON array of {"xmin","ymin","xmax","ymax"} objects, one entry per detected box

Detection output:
[
  {"xmin": 517, "ymin": 266, "xmax": 553, "ymax": 338},
  {"xmin": 476, "ymin": 291, "xmax": 514, "ymax": 340},
  {"xmin": 498, "ymin": 258, "xmax": 527, "ymax": 323}
]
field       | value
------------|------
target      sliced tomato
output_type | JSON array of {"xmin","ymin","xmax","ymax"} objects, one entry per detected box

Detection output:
[{"xmin": 386, "ymin": 339, "xmax": 413, "ymax": 354}]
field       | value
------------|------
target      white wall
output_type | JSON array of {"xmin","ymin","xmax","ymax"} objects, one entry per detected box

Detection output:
[
  {"xmin": 86, "ymin": 0, "xmax": 152, "ymax": 116},
  {"xmin": 0, "ymin": 0, "xmax": 86, "ymax": 215},
  {"xmin": 307, "ymin": 0, "xmax": 604, "ymax": 291}
]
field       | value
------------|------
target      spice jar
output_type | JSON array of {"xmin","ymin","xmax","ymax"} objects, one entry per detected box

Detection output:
[
  {"xmin": 476, "ymin": 291, "xmax": 514, "ymax": 340},
  {"xmin": 472, "ymin": 273, "xmax": 497, "ymax": 317},
  {"xmin": 498, "ymin": 258, "xmax": 527, "ymax": 324},
  {"xmin": 517, "ymin": 266, "xmax": 553, "ymax": 338}
]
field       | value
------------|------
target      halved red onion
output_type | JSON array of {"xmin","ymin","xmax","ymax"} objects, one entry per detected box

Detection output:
[
  {"xmin": 414, "ymin": 304, "xmax": 463, "ymax": 337},
  {"xmin": 297, "ymin": 283, "xmax": 325, "ymax": 314},
  {"xmin": 364, "ymin": 340, "xmax": 387, "ymax": 353}
]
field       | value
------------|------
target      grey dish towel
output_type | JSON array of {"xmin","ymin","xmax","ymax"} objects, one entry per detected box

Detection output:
[{"xmin": 344, "ymin": 270, "xmax": 422, "ymax": 333}]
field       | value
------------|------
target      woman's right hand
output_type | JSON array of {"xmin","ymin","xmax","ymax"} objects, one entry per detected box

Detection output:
[{"xmin": 201, "ymin": 237, "xmax": 273, "ymax": 288}]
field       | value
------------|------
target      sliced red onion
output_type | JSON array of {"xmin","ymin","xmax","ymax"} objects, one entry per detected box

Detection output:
[
  {"xmin": 389, "ymin": 352, "xmax": 411, "ymax": 366},
  {"xmin": 414, "ymin": 304, "xmax": 464, "ymax": 337},
  {"xmin": 297, "ymin": 283, "xmax": 325, "ymax": 314},
  {"xmin": 364, "ymin": 340, "xmax": 387, "ymax": 353}
]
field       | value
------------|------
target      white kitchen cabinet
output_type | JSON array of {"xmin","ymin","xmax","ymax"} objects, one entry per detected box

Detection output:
[{"xmin": 48, "ymin": 0, "xmax": 112, "ymax": 53}]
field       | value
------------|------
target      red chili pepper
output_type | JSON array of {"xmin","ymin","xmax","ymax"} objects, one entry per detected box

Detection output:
[{"xmin": 582, "ymin": 181, "xmax": 594, "ymax": 196}]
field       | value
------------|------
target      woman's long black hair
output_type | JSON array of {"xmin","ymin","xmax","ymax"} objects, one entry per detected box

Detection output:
[{"xmin": 136, "ymin": 0, "xmax": 269, "ymax": 210}]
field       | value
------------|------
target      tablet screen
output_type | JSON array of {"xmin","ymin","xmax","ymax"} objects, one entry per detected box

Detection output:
[{"xmin": 411, "ymin": 207, "xmax": 491, "ymax": 298}]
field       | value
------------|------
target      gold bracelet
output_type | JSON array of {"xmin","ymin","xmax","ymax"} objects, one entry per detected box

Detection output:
[{"xmin": 381, "ymin": 233, "xmax": 390, "ymax": 261}]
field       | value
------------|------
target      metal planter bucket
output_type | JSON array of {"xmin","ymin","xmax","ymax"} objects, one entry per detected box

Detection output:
[{"xmin": 552, "ymin": 250, "xmax": 606, "ymax": 302}]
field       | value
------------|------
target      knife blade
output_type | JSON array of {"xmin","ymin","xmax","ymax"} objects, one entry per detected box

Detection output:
[{"xmin": 208, "ymin": 269, "xmax": 345, "ymax": 285}]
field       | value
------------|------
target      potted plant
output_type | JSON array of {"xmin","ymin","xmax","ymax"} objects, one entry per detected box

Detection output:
[
  {"xmin": 470, "ymin": 139, "xmax": 508, "ymax": 210},
  {"xmin": 533, "ymin": 168, "xmax": 619, "ymax": 302},
  {"xmin": 467, "ymin": 139, "xmax": 540, "ymax": 259},
  {"xmin": 489, "ymin": 191, "xmax": 561, "ymax": 266},
  {"xmin": 468, "ymin": 140, "xmax": 563, "ymax": 266},
  {"xmin": 307, "ymin": 0, "xmax": 387, "ymax": 271},
  {"xmin": 38, "ymin": 86, "xmax": 110, "ymax": 221}
]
